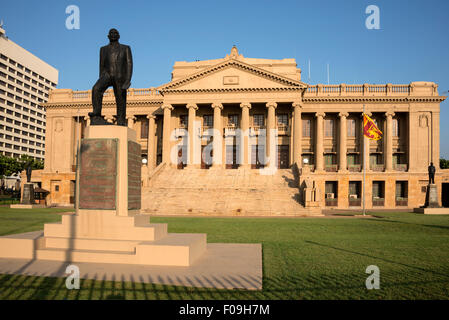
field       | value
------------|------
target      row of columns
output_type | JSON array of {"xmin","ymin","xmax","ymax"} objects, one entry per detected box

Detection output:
[
  {"xmin": 87, "ymin": 106, "xmax": 398, "ymax": 172},
  {"xmin": 314, "ymin": 111, "xmax": 396, "ymax": 173},
  {"xmin": 161, "ymin": 102, "xmax": 287, "ymax": 168}
]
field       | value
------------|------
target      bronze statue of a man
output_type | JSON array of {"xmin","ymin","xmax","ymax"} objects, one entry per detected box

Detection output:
[
  {"xmin": 89, "ymin": 28, "xmax": 133, "ymax": 126},
  {"xmin": 428, "ymin": 162, "xmax": 436, "ymax": 184}
]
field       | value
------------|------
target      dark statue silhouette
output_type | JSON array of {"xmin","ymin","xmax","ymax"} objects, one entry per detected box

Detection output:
[
  {"xmin": 89, "ymin": 28, "xmax": 133, "ymax": 126},
  {"xmin": 428, "ymin": 162, "xmax": 435, "ymax": 184}
]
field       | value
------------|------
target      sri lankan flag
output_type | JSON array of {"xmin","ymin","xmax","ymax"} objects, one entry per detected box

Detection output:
[{"xmin": 363, "ymin": 113, "xmax": 382, "ymax": 140}]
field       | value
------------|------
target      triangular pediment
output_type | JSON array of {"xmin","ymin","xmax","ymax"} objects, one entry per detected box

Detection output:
[{"xmin": 158, "ymin": 59, "xmax": 307, "ymax": 92}]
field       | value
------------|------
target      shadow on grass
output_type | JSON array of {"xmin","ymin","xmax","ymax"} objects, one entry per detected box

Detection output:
[{"xmin": 305, "ymin": 240, "xmax": 449, "ymax": 280}]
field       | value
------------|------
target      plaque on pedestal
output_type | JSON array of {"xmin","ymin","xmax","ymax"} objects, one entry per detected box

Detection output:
[{"xmin": 21, "ymin": 183, "xmax": 35, "ymax": 205}]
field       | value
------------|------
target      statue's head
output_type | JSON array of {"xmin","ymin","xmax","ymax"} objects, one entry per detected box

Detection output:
[
  {"xmin": 430, "ymin": 162, "xmax": 434, "ymax": 166},
  {"xmin": 108, "ymin": 28, "xmax": 120, "ymax": 42}
]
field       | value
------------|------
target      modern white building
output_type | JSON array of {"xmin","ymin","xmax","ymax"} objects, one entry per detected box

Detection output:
[{"xmin": 0, "ymin": 26, "xmax": 58, "ymax": 161}]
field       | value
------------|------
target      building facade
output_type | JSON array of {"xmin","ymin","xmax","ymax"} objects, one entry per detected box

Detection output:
[
  {"xmin": 0, "ymin": 26, "xmax": 58, "ymax": 161},
  {"xmin": 41, "ymin": 46, "xmax": 448, "ymax": 210}
]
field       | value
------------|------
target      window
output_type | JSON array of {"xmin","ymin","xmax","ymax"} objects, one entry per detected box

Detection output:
[
  {"xmin": 277, "ymin": 114, "xmax": 288, "ymax": 126},
  {"xmin": 392, "ymin": 119, "xmax": 399, "ymax": 137},
  {"xmin": 301, "ymin": 119, "xmax": 310, "ymax": 137},
  {"xmin": 325, "ymin": 119, "xmax": 334, "ymax": 137},
  {"xmin": 348, "ymin": 119, "xmax": 356, "ymax": 137},
  {"xmin": 253, "ymin": 114, "xmax": 264, "ymax": 127},
  {"xmin": 203, "ymin": 114, "xmax": 213, "ymax": 127},
  {"xmin": 325, "ymin": 181, "xmax": 338, "ymax": 206},
  {"xmin": 140, "ymin": 118, "xmax": 149, "ymax": 139},
  {"xmin": 348, "ymin": 181, "xmax": 361, "ymax": 206},
  {"xmin": 228, "ymin": 114, "xmax": 238, "ymax": 127},
  {"xmin": 179, "ymin": 114, "xmax": 188, "ymax": 128},
  {"xmin": 372, "ymin": 181, "xmax": 385, "ymax": 206},
  {"xmin": 396, "ymin": 181, "xmax": 408, "ymax": 199}
]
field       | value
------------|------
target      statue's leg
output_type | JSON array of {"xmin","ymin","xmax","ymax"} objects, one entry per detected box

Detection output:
[
  {"xmin": 91, "ymin": 75, "xmax": 111, "ymax": 116},
  {"xmin": 113, "ymin": 83, "xmax": 127, "ymax": 126}
]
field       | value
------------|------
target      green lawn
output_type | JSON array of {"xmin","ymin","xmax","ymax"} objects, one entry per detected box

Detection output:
[{"xmin": 0, "ymin": 207, "xmax": 448, "ymax": 300}]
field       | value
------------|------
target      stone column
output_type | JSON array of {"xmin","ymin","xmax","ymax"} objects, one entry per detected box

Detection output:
[
  {"xmin": 186, "ymin": 103, "xmax": 198, "ymax": 167},
  {"xmin": 315, "ymin": 112, "xmax": 325, "ymax": 172},
  {"xmin": 292, "ymin": 102, "xmax": 302, "ymax": 167},
  {"xmin": 266, "ymin": 102, "xmax": 277, "ymax": 168},
  {"xmin": 431, "ymin": 111, "xmax": 440, "ymax": 165},
  {"xmin": 127, "ymin": 115, "xmax": 136, "ymax": 129},
  {"xmin": 385, "ymin": 111, "xmax": 395, "ymax": 171},
  {"xmin": 408, "ymin": 111, "xmax": 417, "ymax": 172},
  {"xmin": 147, "ymin": 115, "xmax": 156, "ymax": 170},
  {"xmin": 240, "ymin": 102, "xmax": 251, "ymax": 168},
  {"xmin": 162, "ymin": 104, "xmax": 173, "ymax": 165},
  {"xmin": 339, "ymin": 112, "xmax": 348, "ymax": 172},
  {"xmin": 212, "ymin": 103, "xmax": 223, "ymax": 168}
]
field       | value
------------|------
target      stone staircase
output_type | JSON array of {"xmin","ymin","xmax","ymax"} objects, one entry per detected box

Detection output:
[{"xmin": 141, "ymin": 166, "xmax": 322, "ymax": 216}]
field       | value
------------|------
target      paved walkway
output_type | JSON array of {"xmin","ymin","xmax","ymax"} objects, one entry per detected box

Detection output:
[{"xmin": 0, "ymin": 243, "xmax": 262, "ymax": 290}]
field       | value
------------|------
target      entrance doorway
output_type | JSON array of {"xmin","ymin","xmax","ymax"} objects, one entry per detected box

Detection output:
[
  {"xmin": 201, "ymin": 145, "xmax": 212, "ymax": 169},
  {"xmin": 277, "ymin": 145, "xmax": 289, "ymax": 169},
  {"xmin": 443, "ymin": 183, "xmax": 449, "ymax": 207},
  {"xmin": 226, "ymin": 145, "xmax": 238, "ymax": 169},
  {"xmin": 177, "ymin": 145, "xmax": 187, "ymax": 169},
  {"xmin": 251, "ymin": 145, "xmax": 265, "ymax": 169}
]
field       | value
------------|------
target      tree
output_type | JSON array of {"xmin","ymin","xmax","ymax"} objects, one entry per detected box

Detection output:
[
  {"xmin": 0, "ymin": 155, "xmax": 22, "ymax": 178},
  {"xmin": 0, "ymin": 155, "xmax": 44, "ymax": 179},
  {"xmin": 441, "ymin": 158, "xmax": 449, "ymax": 169},
  {"xmin": 18, "ymin": 154, "xmax": 44, "ymax": 170}
]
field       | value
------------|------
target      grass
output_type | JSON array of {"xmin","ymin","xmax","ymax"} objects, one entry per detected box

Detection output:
[{"xmin": 0, "ymin": 207, "xmax": 448, "ymax": 300}]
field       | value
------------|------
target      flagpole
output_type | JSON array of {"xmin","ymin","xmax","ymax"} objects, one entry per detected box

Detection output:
[{"xmin": 363, "ymin": 104, "xmax": 366, "ymax": 216}]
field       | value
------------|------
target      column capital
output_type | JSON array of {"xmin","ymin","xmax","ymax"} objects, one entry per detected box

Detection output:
[
  {"xmin": 338, "ymin": 112, "xmax": 349, "ymax": 118},
  {"xmin": 292, "ymin": 101, "xmax": 303, "ymax": 109},
  {"xmin": 240, "ymin": 102, "xmax": 251, "ymax": 109},
  {"xmin": 146, "ymin": 114, "xmax": 156, "ymax": 119},
  {"xmin": 83, "ymin": 116, "xmax": 90, "ymax": 121},
  {"xmin": 211, "ymin": 103, "xmax": 223, "ymax": 110},
  {"xmin": 126, "ymin": 115, "xmax": 136, "ymax": 120},
  {"xmin": 266, "ymin": 102, "xmax": 277, "ymax": 109},
  {"xmin": 315, "ymin": 112, "xmax": 325, "ymax": 118},
  {"xmin": 162, "ymin": 104, "xmax": 173, "ymax": 111},
  {"xmin": 385, "ymin": 111, "xmax": 395, "ymax": 118},
  {"xmin": 186, "ymin": 103, "xmax": 198, "ymax": 110}
]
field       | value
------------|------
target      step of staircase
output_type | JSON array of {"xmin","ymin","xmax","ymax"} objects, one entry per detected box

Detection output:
[{"xmin": 36, "ymin": 233, "xmax": 207, "ymax": 266}]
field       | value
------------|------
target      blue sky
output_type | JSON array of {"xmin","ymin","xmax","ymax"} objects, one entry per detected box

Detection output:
[{"xmin": 2, "ymin": 0, "xmax": 449, "ymax": 157}]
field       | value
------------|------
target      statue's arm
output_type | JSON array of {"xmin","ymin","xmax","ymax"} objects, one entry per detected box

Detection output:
[
  {"xmin": 99, "ymin": 47, "xmax": 105, "ymax": 77},
  {"xmin": 122, "ymin": 46, "xmax": 133, "ymax": 90}
]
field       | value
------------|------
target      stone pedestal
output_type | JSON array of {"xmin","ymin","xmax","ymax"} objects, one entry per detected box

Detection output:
[
  {"xmin": 10, "ymin": 183, "xmax": 45, "ymax": 208},
  {"xmin": 1, "ymin": 125, "xmax": 208, "ymax": 266},
  {"xmin": 414, "ymin": 184, "xmax": 448, "ymax": 214},
  {"xmin": 22, "ymin": 183, "xmax": 35, "ymax": 204},
  {"xmin": 78, "ymin": 125, "xmax": 141, "ymax": 216},
  {"xmin": 424, "ymin": 184, "xmax": 440, "ymax": 208}
]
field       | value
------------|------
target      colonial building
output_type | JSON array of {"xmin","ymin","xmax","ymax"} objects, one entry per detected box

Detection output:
[{"xmin": 40, "ymin": 46, "xmax": 448, "ymax": 212}]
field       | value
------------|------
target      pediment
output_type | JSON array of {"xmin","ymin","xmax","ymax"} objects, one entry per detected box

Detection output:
[{"xmin": 159, "ymin": 59, "xmax": 307, "ymax": 92}]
